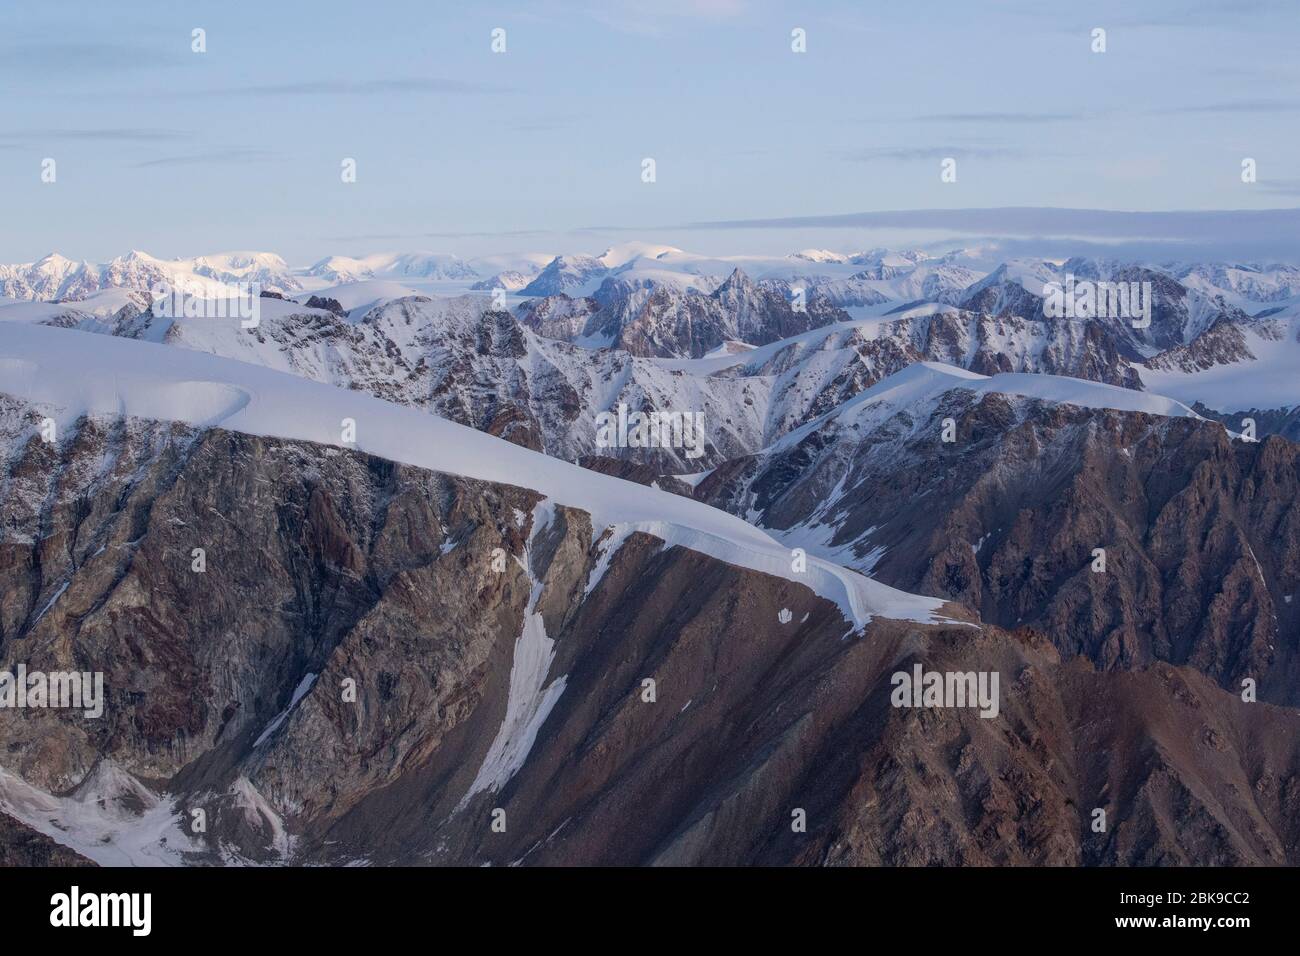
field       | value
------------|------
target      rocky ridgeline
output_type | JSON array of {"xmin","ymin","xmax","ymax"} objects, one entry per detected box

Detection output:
[{"xmin": 1, "ymin": 397, "xmax": 1299, "ymax": 865}]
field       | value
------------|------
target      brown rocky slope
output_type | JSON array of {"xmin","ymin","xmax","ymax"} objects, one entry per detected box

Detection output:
[
  {"xmin": 1, "ymin": 398, "xmax": 1298, "ymax": 865},
  {"xmin": 692, "ymin": 392, "xmax": 1300, "ymax": 709}
]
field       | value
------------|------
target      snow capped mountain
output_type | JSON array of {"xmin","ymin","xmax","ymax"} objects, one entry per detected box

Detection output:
[
  {"xmin": 2, "ymin": 243, "xmax": 1289, "ymax": 455},
  {"xmin": 713, "ymin": 267, "xmax": 831, "ymax": 340},
  {"xmin": 294, "ymin": 278, "xmax": 427, "ymax": 315},
  {"xmin": 787, "ymin": 248, "xmax": 933, "ymax": 274},
  {"xmin": 790, "ymin": 248, "xmax": 849, "ymax": 264},
  {"xmin": 4, "ymin": 244, "xmax": 1287, "ymax": 371},
  {"xmin": 758, "ymin": 274, "xmax": 892, "ymax": 310},
  {"xmin": 2, "ymin": 241, "xmax": 1299, "ymax": 871},
  {"xmin": 797, "ymin": 360, "xmax": 1198, "ymax": 438},
  {"xmin": 0, "ymin": 321, "xmax": 960, "ymax": 868},
  {"xmin": 305, "ymin": 252, "xmax": 478, "ymax": 283},
  {"xmin": 957, "ymin": 259, "xmax": 1262, "ymax": 359},
  {"xmin": 0, "ymin": 250, "xmax": 303, "ymax": 301},
  {"xmin": 13, "ymin": 294, "xmax": 1136, "ymax": 473},
  {"xmin": 957, "ymin": 258, "xmax": 1058, "ymax": 319},
  {"xmin": 892, "ymin": 261, "xmax": 986, "ymax": 305},
  {"xmin": 470, "ymin": 269, "xmax": 535, "ymax": 292},
  {"xmin": 3, "ymin": 241, "xmax": 1297, "ymax": 434},
  {"xmin": 15, "ymin": 260, "xmax": 1294, "ymax": 472},
  {"xmin": 189, "ymin": 251, "xmax": 296, "ymax": 286},
  {"xmin": 0, "ymin": 319, "xmax": 942, "ymax": 631},
  {"xmin": 1142, "ymin": 304, "xmax": 1300, "ymax": 416},
  {"xmin": 463, "ymin": 252, "xmax": 553, "ymax": 291},
  {"xmin": 516, "ymin": 246, "xmax": 708, "ymax": 300},
  {"xmin": 519, "ymin": 255, "xmax": 610, "ymax": 296},
  {"xmin": 1174, "ymin": 261, "xmax": 1300, "ymax": 306},
  {"xmin": 519, "ymin": 266, "xmax": 851, "ymax": 358},
  {"xmin": 0, "ymin": 255, "xmax": 75, "ymax": 300},
  {"xmin": 686, "ymin": 360, "xmax": 1204, "ymax": 569},
  {"xmin": 34, "ymin": 291, "xmax": 774, "ymax": 469},
  {"xmin": 0, "ymin": 253, "xmax": 87, "ymax": 300},
  {"xmin": 693, "ymin": 307, "xmax": 1148, "ymax": 417},
  {"xmin": 596, "ymin": 241, "xmax": 685, "ymax": 267},
  {"xmin": 681, "ymin": 357, "xmax": 1300, "ymax": 734},
  {"xmin": 746, "ymin": 251, "xmax": 981, "ymax": 311},
  {"xmin": 844, "ymin": 247, "xmax": 934, "ymax": 277},
  {"xmin": 7, "ymin": 0, "xmax": 1300, "ymax": 876}
]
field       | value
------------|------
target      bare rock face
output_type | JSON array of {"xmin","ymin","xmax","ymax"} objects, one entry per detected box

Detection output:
[
  {"xmin": 517, "ymin": 255, "xmax": 607, "ymax": 297},
  {"xmin": 302, "ymin": 295, "xmax": 345, "ymax": 316},
  {"xmin": 0, "ymin": 812, "xmax": 95, "ymax": 866},
  {"xmin": 788, "ymin": 634, "xmax": 1300, "ymax": 868},
  {"xmin": 3, "ymin": 398, "xmax": 1299, "ymax": 867},
  {"xmin": 45, "ymin": 289, "xmax": 1204, "ymax": 488},
  {"xmin": 1145, "ymin": 317, "xmax": 1260, "ymax": 374},
  {"xmin": 957, "ymin": 262, "xmax": 1254, "ymax": 357},
  {"xmin": 1192, "ymin": 402, "xmax": 1300, "ymax": 444},
  {"xmin": 694, "ymin": 392, "xmax": 1300, "ymax": 706},
  {"xmin": 48, "ymin": 296, "xmax": 770, "ymax": 471},
  {"xmin": 0, "ymin": 403, "xmax": 527, "ymax": 793},
  {"xmin": 512, "ymin": 292, "xmax": 599, "ymax": 342},
  {"xmin": 520, "ymin": 268, "xmax": 851, "ymax": 359},
  {"xmin": 959, "ymin": 274, "xmax": 1050, "ymax": 325}
]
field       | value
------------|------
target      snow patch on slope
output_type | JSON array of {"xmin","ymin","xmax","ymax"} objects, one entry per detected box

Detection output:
[
  {"xmin": 773, "ymin": 360, "xmax": 1201, "ymax": 456},
  {"xmin": 1141, "ymin": 311, "xmax": 1300, "ymax": 412},
  {"xmin": 253, "ymin": 672, "xmax": 318, "ymax": 749},
  {"xmin": 0, "ymin": 322, "xmax": 946, "ymax": 629},
  {"xmin": 460, "ymin": 500, "xmax": 568, "ymax": 804},
  {"xmin": 227, "ymin": 775, "xmax": 293, "ymax": 861},
  {"xmin": 0, "ymin": 761, "xmax": 199, "ymax": 866}
]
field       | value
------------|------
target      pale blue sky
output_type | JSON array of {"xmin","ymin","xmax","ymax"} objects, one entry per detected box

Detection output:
[{"xmin": 1, "ymin": 0, "xmax": 1297, "ymax": 263}]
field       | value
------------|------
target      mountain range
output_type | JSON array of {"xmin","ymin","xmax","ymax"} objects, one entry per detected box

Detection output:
[{"xmin": 1, "ymin": 242, "xmax": 1298, "ymax": 866}]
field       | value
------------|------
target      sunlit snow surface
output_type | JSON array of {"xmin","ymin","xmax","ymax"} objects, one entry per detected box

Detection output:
[
  {"xmin": 460, "ymin": 500, "xmax": 568, "ymax": 805},
  {"xmin": 0, "ymin": 299, "xmax": 1252, "ymax": 866},
  {"xmin": 0, "ymin": 322, "xmax": 950, "ymax": 630},
  {"xmin": 0, "ymin": 762, "xmax": 200, "ymax": 866},
  {"xmin": 1141, "ymin": 309, "xmax": 1300, "ymax": 413}
]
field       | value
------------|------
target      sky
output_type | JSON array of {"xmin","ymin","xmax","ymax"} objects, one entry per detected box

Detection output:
[{"xmin": 1, "ymin": 0, "xmax": 1298, "ymax": 265}]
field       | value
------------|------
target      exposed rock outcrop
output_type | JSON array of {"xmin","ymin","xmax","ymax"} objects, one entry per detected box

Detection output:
[{"xmin": 3, "ymin": 396, "xmax": 1299, "ymax": 866}]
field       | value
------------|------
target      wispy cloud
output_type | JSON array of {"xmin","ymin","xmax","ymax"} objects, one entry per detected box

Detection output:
[
  {"xmin": 505, "ymin": 115, "xmax": 579, "ymax": 133},
  {"xmin": 0, "ymin": 38, "xmax": 184, "ymax": 75},
  {"xmin": 178, "ymin": 77, "xmax": 510, "ymax": 98},
  {"xmin": 0, "ymin": 128, "xmax": 192, "ymax": 143},
  {"xmin": 1150, "ymin": 99, "xmax": 1300, "ymax": 114},
  {"xmin": 676, "ymin": 206, "xmax": 1300, "ymax": 241},
  {"xmin": 661, "ymin": 206, "xmax": 1300, "ymax": 264},
  {"xmin": 908, "ymin": 111, "xmax": 1087, "ymax": 124},
  {"xmin": 588, "ymin": 0, "xmax": 748, "ymax": 36},
  {"xmin": 843, "ymin": 145, "xmax": 1025, "ymax": 162},
  {"xmin": 1086, "ymin": 0, "xmax": 1287, "ymax": 29},
  {"xmin": 134, "ymin": 148, "xmax": 276, "ymax": 168},
  {"xmin": 320, "ymin": 228, "xmax": 554, "ymax": 242}
]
